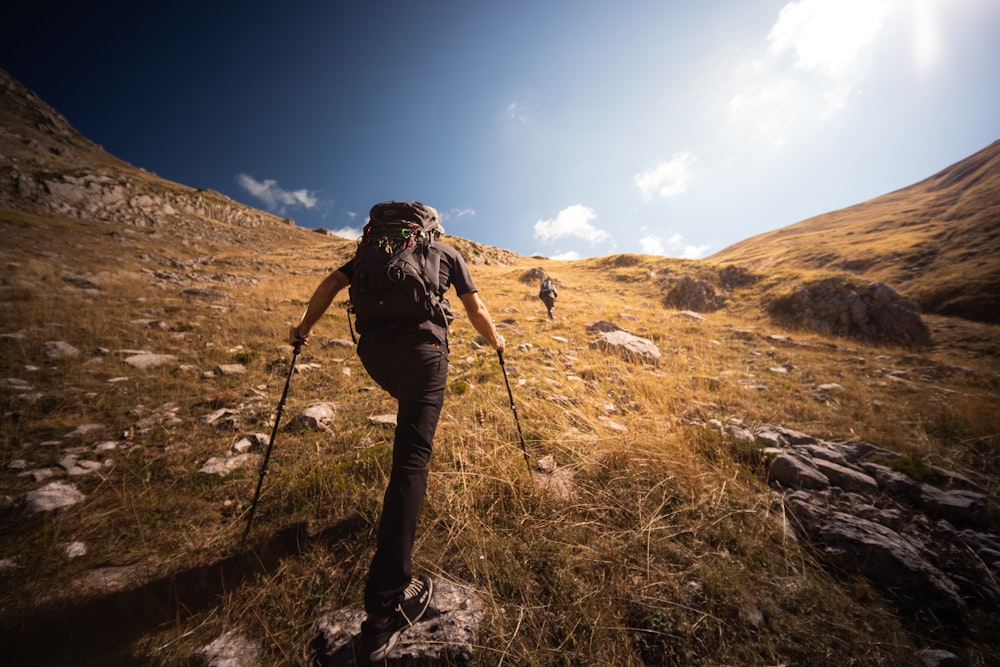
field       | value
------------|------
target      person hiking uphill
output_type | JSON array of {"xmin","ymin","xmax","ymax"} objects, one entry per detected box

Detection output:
[
  {"xmin": 288, "ymin": 201, "xmax": 505, "ymax": 663},
  {"xmin": 538, "ymin": 275, "xmax": 557, "ymax": 319}
]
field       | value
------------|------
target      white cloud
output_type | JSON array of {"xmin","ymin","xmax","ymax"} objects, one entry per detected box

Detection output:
[
  {"xmin": 533, "ymin": 205, "xmax": 610, "ymax": 244},
  {"xmin": 768, "ymin": 0, "xmax": 895, "ymax": 78},
  {"xmin": 331, "ymin": 226, "xmax": 362, "ymax": 241},
  {"xmin": 236, "ymin": 173, "xmax": 318, "ymax": 213},
  {"xmin": 639, "ymin": 233, "xmax": 710, "ymax": 260},
  {"xmin": 634, "ymin": 152, "xmax": 694, "ymax": 201},
  {"xmin": 726, "ymin": 0, "xmax": 899, "ymax": 151},
  {"xmin": 550, "ymin": 251, "xmax": 581, "ymax": 261},
  {"xmin": 444, "ymin": 208, "xmax": 476, "ymax": 222},
  {"xmin": 639, "ymin": 236, "xmax": 665, "ymax": 255},
  {"xmin": 505, "ymin": 101, "xmax": 529, "ymax": 125}
]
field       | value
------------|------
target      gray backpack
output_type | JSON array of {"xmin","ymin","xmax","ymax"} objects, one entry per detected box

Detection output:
[{"xmin": 348, "ymin": 201, "xmax": 454, "ymax": 337}]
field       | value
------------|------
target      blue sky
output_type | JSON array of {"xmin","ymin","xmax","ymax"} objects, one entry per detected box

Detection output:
[{"xmin": 2, "ymin": 0, "xmax": 998, "ymax": 260}]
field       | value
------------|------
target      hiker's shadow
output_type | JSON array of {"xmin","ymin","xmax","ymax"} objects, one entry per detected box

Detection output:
[{"xmin": 2, "ymin": 517, "xmax": 362, "ymax": 667}]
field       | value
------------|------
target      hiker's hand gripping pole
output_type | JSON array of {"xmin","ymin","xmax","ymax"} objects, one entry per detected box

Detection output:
[
  {"xmin": 241, "ymin": 341, "xmax": 301, "ymax": 549},
  {"xmin": 498, "ymin": 349, "xmax": 531, "ymax": 469}
]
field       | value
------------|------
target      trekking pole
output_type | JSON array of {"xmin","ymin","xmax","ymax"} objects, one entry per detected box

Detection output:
[
  {"xmin": 497, "ymin": 349, "xmax": 531, "ymax": 469},
  {"xmin": 241, "ymin": 341, "xmax": 301, "ymax": 549}
]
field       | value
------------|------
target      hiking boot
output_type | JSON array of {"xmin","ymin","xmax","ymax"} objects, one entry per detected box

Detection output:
[{"xmin": 360, "ymin": 575, "xmax": 434, "ymax": 663}]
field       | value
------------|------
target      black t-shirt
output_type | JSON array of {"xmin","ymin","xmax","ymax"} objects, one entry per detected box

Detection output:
[{"xmin": 338, "ymin": 240, "xmax": 477, "ymax": 345}]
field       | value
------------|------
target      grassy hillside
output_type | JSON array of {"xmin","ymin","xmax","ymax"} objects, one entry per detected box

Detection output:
[
  {"xmin": 711, "ymin": 139, "xmax": 1000, "ymax": 323},
  {"xmin": 1, "ymin": 207, "xmax": 998, "ymax": 665},
  {"xmin": 1, "ymin": 66, "xmax": 998, "ymax": 665}
]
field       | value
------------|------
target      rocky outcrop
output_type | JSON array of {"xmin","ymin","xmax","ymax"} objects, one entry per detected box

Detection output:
[
  {"xmin": 704, "ymin": 421, "xmax": 999, "ymax": 618},
  {"xmin": 663, "ymin": 275, "xmax": 725, "ymax": 312},
  {"xmin": 768, "ymin": 277, "xmax": 931, "ymax": 348},
  {"xmin": 0, "ymin": 68, "xmax": 289, "ymax": 236}
]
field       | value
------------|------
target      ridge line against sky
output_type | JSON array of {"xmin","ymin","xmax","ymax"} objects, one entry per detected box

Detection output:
[{"xmin": 2, "ymin": 0, "xmax": 998, "ymax": 260}]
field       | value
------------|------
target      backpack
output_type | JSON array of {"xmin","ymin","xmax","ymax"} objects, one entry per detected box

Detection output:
[
  {"xmin": 539, "ymin": 277, "xmax": 556, "ymax": 298},
  {"xmin": 348, "ymin": 201, "xmax": 454, "ymax": 338}
]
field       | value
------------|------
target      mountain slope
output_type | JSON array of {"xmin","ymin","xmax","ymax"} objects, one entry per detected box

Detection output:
[
  {"xmin": 711, "ymin": 140, "xmax": 1000, "ymax": 323},
  {"xmin": 2, "ymin": 68, "xmax": 999, "ymax": 666}
]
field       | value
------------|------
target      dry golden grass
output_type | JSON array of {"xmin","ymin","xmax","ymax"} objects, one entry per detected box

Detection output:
[{"xmin": 1, "ymin": 209, "xmax": 998, "ymax": 666}]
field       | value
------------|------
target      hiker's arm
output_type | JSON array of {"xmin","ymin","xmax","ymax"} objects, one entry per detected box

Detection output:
[
  {"xmin": 460, "ymin": 291, "xmax": 504, "ymax": 352},
  {"xmin": 290, "ymin": 269, "xmax": 349, "ymax": 345}
]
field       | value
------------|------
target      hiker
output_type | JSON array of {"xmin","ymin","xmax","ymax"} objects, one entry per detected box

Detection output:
[
  {"xmin": 538, "ymin": 275, "xmax": 558, "ymax": 319},
  {"xmin": 288, "ymin": 201, "xmax": 505, "ymax": 662}
]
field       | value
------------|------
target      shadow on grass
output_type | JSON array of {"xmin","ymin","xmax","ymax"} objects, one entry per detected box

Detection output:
[{"xmin": 1, "ymin": 517, "xmax": 363, "ymax": 666}]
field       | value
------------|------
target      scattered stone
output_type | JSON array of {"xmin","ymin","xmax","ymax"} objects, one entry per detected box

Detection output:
[
  {"xmin": 193, "ymin": 630, "xmax": 261, "ymax": 667},
  {"xmin": 916, "ymin": 649, "xmax": 963, "ymax": 667},
  {"xmin": 23, "ymin": 481, "xmax": 84, "ymax": 513},
  {"xmin": 77, "ymin": 564, "xmax": 146, "ymax": 594},
  {"xmin": 585, "ymin": 320, "xmax": 623, "ymax": 333},
  {"xmin": 64, "ymin": 423, "xmax": 103, "ymax": 439},
  {"xmin": 368, "ymin": 414, "xmax": 396, "ymax": 427},
  {"xmin": 287, "ymin": 402, "xmax": 337, "ymax": 432},
  {"xmin": 200, "ymin": 408, "xmax": 240, "ymax": 427},
  {"xmin": 597, "ymin": 416, "xmax": 628, "ymax": 432},
  {"xmin": 65, "ymin": 541, "xmax": 87, "ymax": 558},
  {"xmin": 123, "ymin": 353, "xmax": 177, "ymax": 369},
  {"xmin": 41, "ymin": 340, "xmax": 81, "ymax": 359},
  {"xmin": 215, "ymin": 363, "xmax": 247, "ymax": 376},
  {"xmin": 533, "ymin": 455, "xmax": 576, "ymax": 501},
  {"xmin": 232, "ymin": 437, "xmax": 254, "ymax": 453},
  {"xmin": 62, "ymin": 274, "xmax": 101, "ymax": 291},
  {"xmin": 199, "ymin": 454, "xmax": 255, "ymax": 477},
  {"xmin": 182, "ymin": 287, "xmax": 227, "ymax": 300},
  {"xmin": 2, "ymin": 377, "xmax": 33, "ymax": 390}
]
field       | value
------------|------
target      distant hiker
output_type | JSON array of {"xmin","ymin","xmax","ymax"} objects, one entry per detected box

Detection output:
[
  {"xmin": 538, "ymin": 275, "xmax": 558, "ymax": 319},
  {"xmin": 288, "ymin": 201, "xmax": 505, "ymax": 662}
]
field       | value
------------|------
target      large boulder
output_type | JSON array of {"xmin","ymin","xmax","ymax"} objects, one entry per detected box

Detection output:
[
  {"xmin": 768, "ymin": 278, "xmax": 931, "ymax": 348},
  {"xmin": 590, "ymin": 330, "xmax": 661, "ymax": 365},
  {"xmin": 663, "ymin": 275, "xmax": 725, "ymax": 312}
]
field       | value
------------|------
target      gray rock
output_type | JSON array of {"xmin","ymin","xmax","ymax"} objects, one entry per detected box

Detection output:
[
  {"xmin": 199, "ymin": 454, "xmax": 255, "ymax": 477},
  {"xmin": 589, "ymin": 330, "xmax": 661, "ymax": 365},
  {"xmin": 23, "ymin": 481, "xmax": 84, "ymax": 513},
  {"xmin": 193, "ymin": 629, "xmax": 261, "ymax": 667},
  {"xmin": 367, "ymin": 414, "xmax": 396, "ymax": 427},
  {"xmin": 287, "ymin": 402, "xmax": 337, "ymax": 432},
  {"xmin": 585, "ymin": 320, "xmax": 623, "ymax": 333},
  {"xmin": 785, "ymin": 494, "xmax": 965, "ymax": 614},
  {"xmin": 663, "ymin": 275, "xmax": 725, "ymax": 312},
  {"xmin": 308, "ymin": 577, "xmax": 484, "ymax": 666},
  {"xmin": 918, "ymin": 486, "xmax": 988, "ymax": 526},
  {"xmin": 41, "ymin": 340, "xmax": 81, "ymax": 359},
  {"xmin": 123, "ymin": 353, "xmax": 177, "ymax": 369},
  {"xmin": 862, "ymin": 463, "xmax": 923, "ymax": 498},
  {"xmin": 811, "ymin": 458, "xmax": 879, "ymax": 495},
  {"xmin": 916, "ymin": 648, "xmax": 964, "ymax": 667},
  {"xmin": 767, "ymin": 454, "xmax": 830, "ymax": 490},
  {"xmin": 767, "ymin": 278, "xmax": 931, "ymax": 348}
]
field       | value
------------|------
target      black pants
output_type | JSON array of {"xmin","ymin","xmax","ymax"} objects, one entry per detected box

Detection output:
[{"xmin": 357, "ymin": 336, "xmax": 448, "ymax": 617}]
